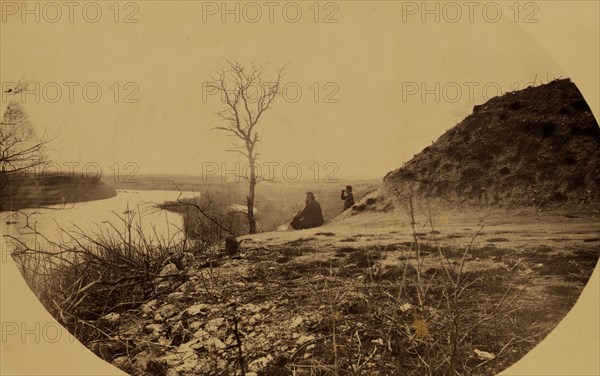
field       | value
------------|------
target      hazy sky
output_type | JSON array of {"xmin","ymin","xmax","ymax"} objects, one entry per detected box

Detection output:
[{"xmin": 1, "ymin": 1, "xmax": 598, "ymax": 181}]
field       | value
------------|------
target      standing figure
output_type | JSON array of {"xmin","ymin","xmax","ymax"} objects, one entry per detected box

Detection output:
[{"xmin": 341, "ymin": 185, "xmax": 355, "ymax": 210}]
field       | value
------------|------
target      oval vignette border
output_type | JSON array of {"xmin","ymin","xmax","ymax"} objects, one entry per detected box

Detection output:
[{"xmin": 0, "ymin": 1, "xmax": 599, "ymax": 375}]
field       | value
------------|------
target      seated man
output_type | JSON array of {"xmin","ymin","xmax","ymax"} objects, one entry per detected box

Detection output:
[{"xmin": 290, "ymin": 192, "xmax": 324, "ymax": 230}]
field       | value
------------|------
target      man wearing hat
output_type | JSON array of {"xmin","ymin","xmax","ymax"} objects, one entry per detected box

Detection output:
[
  {"xmin": 290, "ymin": 192, "xmax": 325, "ymax": 229},
  {"xmin": 341, "ymin": 185, "xmax": 355, "ymax": 210}
]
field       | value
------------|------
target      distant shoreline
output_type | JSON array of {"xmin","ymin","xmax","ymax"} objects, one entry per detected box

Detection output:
[{"xmin": 1, "ymin": 173, "xmax": 117, "ymax": 212}]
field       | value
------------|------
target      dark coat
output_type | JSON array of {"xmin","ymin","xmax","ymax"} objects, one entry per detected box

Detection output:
[
  {"xmin": 291, "ymin": 199, "xmax": 324, "ymax": 229},
  {"xmin": 341, "ymin": 191, "xmax": 355, "ymax": 210}
]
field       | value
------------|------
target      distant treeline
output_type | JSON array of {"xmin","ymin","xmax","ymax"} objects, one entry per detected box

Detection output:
[{"xmin": 1, "ymin": 173, "xmax": 116, "ymax": 211}]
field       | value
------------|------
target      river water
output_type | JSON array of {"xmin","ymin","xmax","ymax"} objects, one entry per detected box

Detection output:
[{"xmin": 1, "ymin": 190, "xmax": 195, "ymax": 251}]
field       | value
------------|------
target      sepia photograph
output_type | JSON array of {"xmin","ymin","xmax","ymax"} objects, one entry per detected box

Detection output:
[{"xmin": 1, "ymin": 1, "xmax": 599, "ymax": 375}]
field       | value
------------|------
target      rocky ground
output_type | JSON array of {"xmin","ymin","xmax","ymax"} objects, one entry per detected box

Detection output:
[{"xmin": 96, "ymin": 208, "xmax": 599, "ymax": 376}]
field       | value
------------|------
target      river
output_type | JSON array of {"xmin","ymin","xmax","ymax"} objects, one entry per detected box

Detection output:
[{"xmin": 1, "ymin": 190, "xmax": 195, "ymax": 252}]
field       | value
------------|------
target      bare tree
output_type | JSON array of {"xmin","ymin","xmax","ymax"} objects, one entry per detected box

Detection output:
[
  {"xmin": 208, "ymin": 60, "xmax": 284, "ymax": 234},
  {"xmin": 1, "ymin": 84, "xmax": 51, "ymax": 209}
]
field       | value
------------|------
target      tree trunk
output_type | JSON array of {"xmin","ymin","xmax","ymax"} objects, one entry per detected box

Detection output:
[{"xmin": 247, "ymin": 160, "xmax": 257, "ymax": 234}]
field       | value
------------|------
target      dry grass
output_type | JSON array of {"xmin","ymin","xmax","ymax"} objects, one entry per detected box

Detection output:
[{"xmin": 6, "ymin": 199, "xmax": 598, "ymax": 376}]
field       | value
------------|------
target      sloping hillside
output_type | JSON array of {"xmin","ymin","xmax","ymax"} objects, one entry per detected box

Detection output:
[{"xmin": 379, "ymin": 79, "xmax": 600, "ymax": 211}]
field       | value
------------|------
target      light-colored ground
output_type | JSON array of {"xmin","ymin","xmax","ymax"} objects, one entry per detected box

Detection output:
[
  {"xmin": 23, "ymin": 207, "xmax": 596, "ymax": 375},
  {"xmin": 241, "ymin": 208, "xmax": 600, "ymax": 255}
]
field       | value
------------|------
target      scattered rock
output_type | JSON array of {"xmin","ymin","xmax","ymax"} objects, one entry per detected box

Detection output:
[
  {"xmin": 296, "ymin": 334, "xmax": 315, "ymax": 345},
  {"xmin": 100, "ymin": 312, "xmax": 120, "ymax": 323},
  {"xmin": 156, "ymin": 304, "xmax": 177, "ymax": 318},
  {"xmin": 167, "ymin": 291, "xmax": 184, "ymax": 300},
  {"xmin": 160, "ymin": 354, "xmax": 183, "ymax": 367},
  {"xmin": 248, "ymin": 313, "xmax": 263, "ymax": 325},
  {"xmin": 290, "ymin": 315, "xmax": 304, "ymax": 328},
  {"xmin": 159, "ymin": 263, "xmax": 179, "ymax": 276},
  {"xmin": 205, "ymin": 337, "xmax": 227, "ymax": 351},
  {"xmin": 175, "ymin": 356, "xmax": 199, "ymax": 374},
  {"xmin": 144, "ymin": 323, "xmax": 164, "ymax": 336},
  {"xmin": 399, "ymin": 302, "xmax": 412, "ymax": 312},
  {"xmin": 187, "ymin": 304, "xmax": 210, "ymax": 316},
  {"xmin": 141, "ymin": 299, "xmax": 159, "ymax": 316},
  {"xmin": 474, "ymin": 349, "xmax": 496, "ymax": 360},
  {"xmin": 206, "ymin": 317, "xmax": 225, "ymax": 332},
  {"xmin": 239, "ymin": 303, "xmax": 260, "ymax": 312},
  {"xmin": 156, "ymin": 281, "xmax": 173, "ymax": 294},
  {"xmin": 131, "ymin": 350, "xmax": 153, "ymax": 374},
  {"xmin": 193, "ymin": 329, "xmax": 210, "ymax": 339},
  {"xmin": 248, "ymin": 355, "xmax": 272, "ymax": 371},
  {"xmin": 177, "ymin": 338, "xmax": 202, "ymax": 353},
  {"xmin": 110, "ymin": 356, "xmax": 129, "ymax": 369}
]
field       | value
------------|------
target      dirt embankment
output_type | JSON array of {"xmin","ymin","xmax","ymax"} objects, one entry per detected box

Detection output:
[{"xmin": 378, "ymin": 79, "xmax": 600, "ymax": 212}]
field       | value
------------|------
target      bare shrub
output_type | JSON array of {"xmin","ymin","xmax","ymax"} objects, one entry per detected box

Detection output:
[
  {"xmin": 8, "ymin": 208, "xmax": 184, "ymax": 344},
  {"xmin": 158, "ymin": 190, "xmax": 247, "ymax": 244}
]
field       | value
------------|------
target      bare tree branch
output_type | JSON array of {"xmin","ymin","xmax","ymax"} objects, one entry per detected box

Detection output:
[
  {"xmin": 209, "ymin": 60, "xmax": 285, "ymax": 233},
  {"xmin": 1, "ymin": 94, "xmax": 52, "ymax": 210}
]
